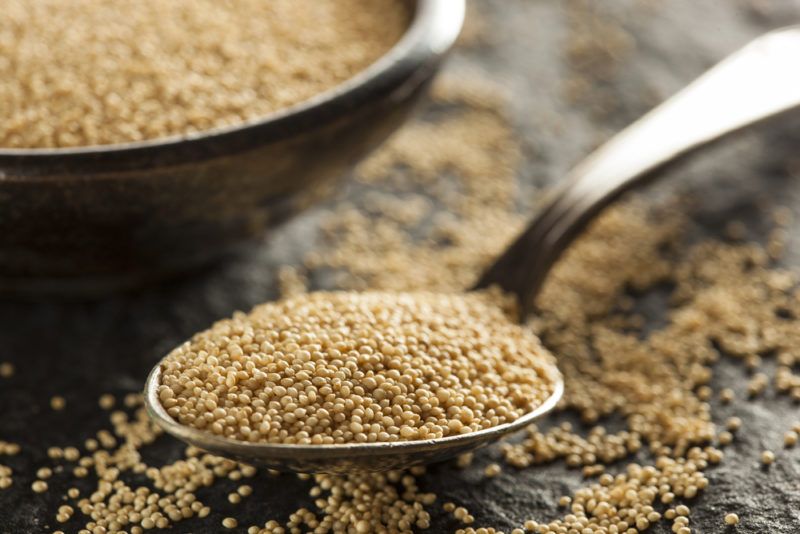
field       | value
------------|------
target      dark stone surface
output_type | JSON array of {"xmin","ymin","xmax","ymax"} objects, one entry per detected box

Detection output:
[{"xmin": 2, "ymin": 1, "xmax": 800, "ymax": 532}]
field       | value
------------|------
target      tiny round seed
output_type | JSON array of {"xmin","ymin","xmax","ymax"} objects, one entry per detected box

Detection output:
[{"xmin": 50, "ymin": 396, "xmax": 66, "ymax": 411}]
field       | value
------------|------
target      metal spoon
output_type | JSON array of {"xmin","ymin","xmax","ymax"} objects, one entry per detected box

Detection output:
[{"xmin": 145, "ymin": 27, "xmax": 800, "ymax": 473}]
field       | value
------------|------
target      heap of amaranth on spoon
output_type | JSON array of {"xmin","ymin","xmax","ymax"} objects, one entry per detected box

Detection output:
[{"xmin": 157, "ymin": 290, "xmax": 559, "ymax": 444}]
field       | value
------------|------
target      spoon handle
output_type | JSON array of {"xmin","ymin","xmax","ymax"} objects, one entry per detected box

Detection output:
[{"xmin": 475, "ymin": 26, "xmax": 800, "ymax": 316}]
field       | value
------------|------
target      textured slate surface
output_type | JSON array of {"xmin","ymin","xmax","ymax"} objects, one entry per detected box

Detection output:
[{"xmin": 2, "ymin": 0, "xmax": 800, "ymax": 532}]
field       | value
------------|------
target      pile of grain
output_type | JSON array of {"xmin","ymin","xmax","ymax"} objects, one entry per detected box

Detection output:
[
  {"xmin": 158, "ymin": 291, "xmax": 559, "ymax": 444},
  {"xmin": 0, "ymin": 0, "xmax": 409, "ymax": 148}
]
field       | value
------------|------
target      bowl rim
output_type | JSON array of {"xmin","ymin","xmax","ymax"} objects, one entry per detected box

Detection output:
[{"xmin": 0, "ymin": 0, "xmax": 465, "ymax": 167}]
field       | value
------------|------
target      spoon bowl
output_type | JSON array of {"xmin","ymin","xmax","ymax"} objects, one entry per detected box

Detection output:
[{"xmin": 144, "ymin": 364, "xmax": 563, "ymax": 473}]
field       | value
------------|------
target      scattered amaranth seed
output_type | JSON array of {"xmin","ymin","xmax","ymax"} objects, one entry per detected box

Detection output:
[
  {"xmin": 50, "ymin": 396, "xmax": 66, "ymax": 411},
  {"xmin": 0, "ymin": 441, "xmax": 20, "ymax": 456},
  {"xmin": 0, "ymin": 464, "xmax": 12, "ymax": 490},
  {"xmin": 726, "ymin": 417, "xmax": 742, "ymax": 432},
  {"xmin": 719, "ymin": 388, "xmax": 735, "ymax": 404},
  {"xmin": 98, "ymin": 394, "xmax": 115, "ymax": 410},
  {"xmin": 36, "ymin": 467, "xmax": 52, "ymax": 479},
  {"xmin": 483, "ymin": 463, "xmax": 502, "ymax": 478}
]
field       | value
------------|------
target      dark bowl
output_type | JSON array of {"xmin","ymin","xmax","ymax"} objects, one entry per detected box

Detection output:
[{"xmin": 0, "ymin": 0, "xmax": 464, "ymax": 296}]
